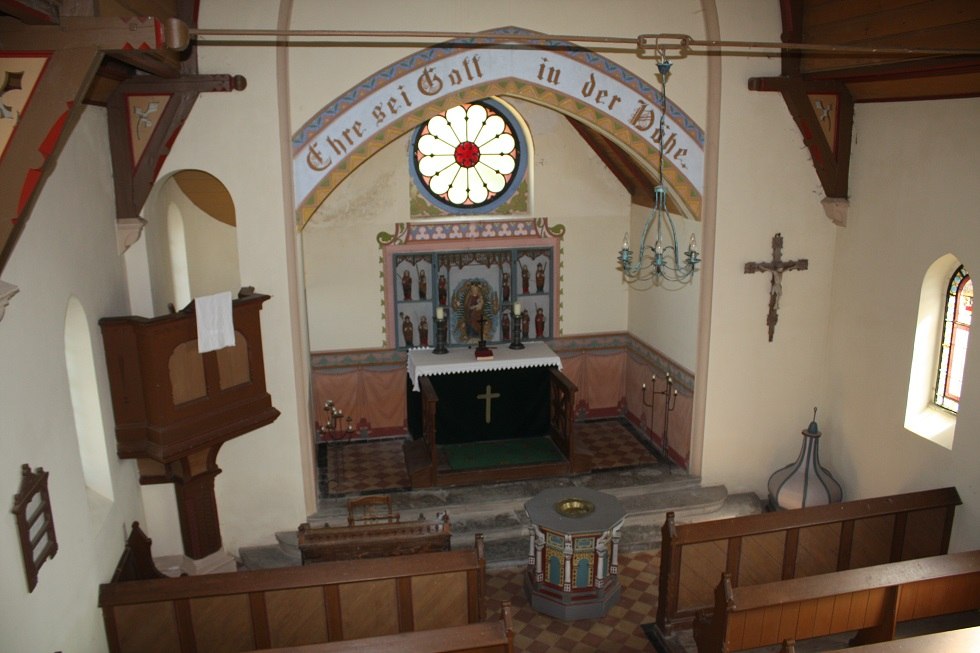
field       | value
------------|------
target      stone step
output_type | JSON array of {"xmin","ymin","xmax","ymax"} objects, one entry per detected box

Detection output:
[{"xmin": 239, "ymin": 466, "xmax": 764, "ymax": 570}]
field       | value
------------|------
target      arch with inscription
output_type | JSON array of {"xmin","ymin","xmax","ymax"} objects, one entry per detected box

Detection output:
[{"xmin": 291, "ymin": 27, "xmax": 704, "ymax": 228}]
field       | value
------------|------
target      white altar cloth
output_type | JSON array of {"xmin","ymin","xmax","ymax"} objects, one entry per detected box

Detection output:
[{"xmin": 407, "ymin": 341, "xmax": 562, "ymax": 391}]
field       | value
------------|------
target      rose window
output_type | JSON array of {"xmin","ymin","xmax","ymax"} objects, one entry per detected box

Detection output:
[{"xmin": 411, "ymin": 100, "xmax": 525, "ymax": 213}]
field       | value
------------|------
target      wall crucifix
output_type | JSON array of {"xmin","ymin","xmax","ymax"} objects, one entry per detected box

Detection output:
[{"xmin": 744, "ymin": 233, "xmax": 809, "ymax": 342}]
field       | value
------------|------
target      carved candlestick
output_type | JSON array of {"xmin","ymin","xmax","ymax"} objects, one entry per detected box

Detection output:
[
  {"xmin": 433, "ymin": 315, "xmax": 448, "ymax": 354},
  {"xmin": 509, "ymin": 304, "xmax": 525, "ymax": 350}
]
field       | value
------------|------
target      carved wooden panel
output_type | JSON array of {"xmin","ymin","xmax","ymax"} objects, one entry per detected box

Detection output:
[
  {"xmin": 338, "ymin": 579, "xmax": 399, "ymax": 639},
  {"xmin": 265, "ymin": 587, "xmax": 328, "ymax": 648},
  {"xmin": 738, "ymin": 531, "xmax": 784, "ymax": 586},
  {"xmin": 412, "ymin": 571, "xmax": 468, "ymax": 630},
  {"xmin": 189, "ymin": 594, "xmax": 253, "ymax": 652},
  {"xmin": 115, "ymin": 602, "xmax": 181, "ymax": 652}
]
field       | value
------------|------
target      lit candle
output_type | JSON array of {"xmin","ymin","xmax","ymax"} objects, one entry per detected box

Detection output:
[
  {"xmin": 436, "ymin": 307, "xmax": 445, "ymax": 320},
  {"xmin": 513, "ymin": 302, "xmax": 522, "ymax": 315},
  {"xmin": 621, "ymin": 233, "xmax": 630, "ymax": 250},
  {"xmin": 689, "ymin": 233, "xmax": 698, "ymax": 250}
]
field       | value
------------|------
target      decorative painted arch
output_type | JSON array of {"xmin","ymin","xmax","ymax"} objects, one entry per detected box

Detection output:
[{"xmin": 292, "ymin": 26, "xmax": 705, "ymax": 228}]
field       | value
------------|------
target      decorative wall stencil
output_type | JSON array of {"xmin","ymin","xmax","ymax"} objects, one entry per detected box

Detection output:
[
  {"xmin": 379, "ymin": 218, "xmax": 563, "ymax": 349},
  {"xmin": 0, "ymin": 56, "xmax": 49, "ymax": 164},
  {"xmin": 126, "ymin": 93, "xmax": 171, "ymax": 168}
]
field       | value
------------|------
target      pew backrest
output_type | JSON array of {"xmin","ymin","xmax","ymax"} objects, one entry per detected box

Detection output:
[
  {"xmin": 250, "ymin": 602, "xmax": 514, "ymax": 653},
  {"xmin": 693, "ymin": 550, "xmax": 980, "ymax": 653},
  {"xmin": 99, "ymin": 535, "xmax": 485, "ymax": 653},
  {"xmin": 656, "ymin": 487, "xmax": 960, "ymax": 633}
]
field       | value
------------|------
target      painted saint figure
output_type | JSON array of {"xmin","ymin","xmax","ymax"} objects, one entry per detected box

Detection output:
[
  {"xmin": 464, "ymin": 283, "xmax": 485, "ymax": 340},
  {"xmin": 419, "ymin": 315, "xmax": 429, "ymax": 347},
  {"xmin": 402, "ymin": 314, "xmax": 414, "ymax": 347},
  {"xmin": 521, "ymin": 310, "xmax": 530, "ymax": 339},
  {"xmin": 501, "ymin": 310, "xmax": 510, "ymax": 340},
  {"xmin": 535, "ymin": 262, "xmax": 546, "ymax": 292},
  {"xmin": 418, "ymin": 268, "xmax": 427, "ymax": 299},
  {"xmin": 438, "ymin": 274, "xmax": 447, "ymax": 305},
  {"xmin": 402, "ymin": 269, "xmax": 412, "ymax": 300},
  {"xmin": 521, "ymin": 264, "xmax": 530, "ymax": 294},
  {"xmin": 502, "ymin": 271, "xmax": 510, "ymax": 302},
  {"xmin": 535, "ymin": 307, "xmax": 545, "ymax": 338}
]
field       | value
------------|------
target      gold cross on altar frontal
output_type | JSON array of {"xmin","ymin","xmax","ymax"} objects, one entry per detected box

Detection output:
[
  {"xmin": 477, "ymin": 385, "xmax": 501, "ymax": 424},
  {"xmin": 744, "ymin": 233, "xmax": 809, "ymax": 342}
]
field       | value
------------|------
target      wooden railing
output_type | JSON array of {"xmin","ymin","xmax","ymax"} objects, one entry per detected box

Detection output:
[
  {"xmin": 654, "ymin": 487, "xmax": 961, "ymax": 636},
  {"xmin": 298, "ymin": 514, "xmax": 451, "ymax": 564},
  {"xmin": 549, "ymin": 368, "xmax": 590, "ymax": 472},
  {"xmin": 100, "ymin": 535, "xmax": 486, "ymax": 653},
  {"xmin": 693, "ymin": 550, "xmax": 980, "ymax": 652}
]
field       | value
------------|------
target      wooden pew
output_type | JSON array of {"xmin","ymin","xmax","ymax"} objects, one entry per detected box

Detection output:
[
  {"xmin": 692, "ymin": 550, "xmax": 980, "ymax": 653},
  {"xmin": 99, "ymin": 534, "xmax": 486, "ymax": 653},
  {"xmin": 654, "ymin": 487, "xmax": 961, "ymax": 636},
  {"xmin": 250, "ymin": 602, "xmax": 514, "ymax": 652},
  {"xmin": 822, "ymin": 624, "xmax": 980, "ymax": 652},
  {"xmin": 298, "ymin": 513, "xmax": 451, "ymax": 564}
]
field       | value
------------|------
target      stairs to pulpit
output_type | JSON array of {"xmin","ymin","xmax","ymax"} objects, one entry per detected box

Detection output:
[{"xmin": 239, "ymin": 465, "xmax": 763, "ymax": 570}]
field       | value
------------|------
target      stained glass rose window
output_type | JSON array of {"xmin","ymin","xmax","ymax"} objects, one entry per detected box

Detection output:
[{"xmin": 411, "ymin": 99, "xmax": 526, "ymax": 213}]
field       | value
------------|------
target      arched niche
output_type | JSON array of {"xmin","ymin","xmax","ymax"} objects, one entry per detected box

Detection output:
[{"xmin": 141, "ymin": 169, "xmax": 242, "ymax": 315}]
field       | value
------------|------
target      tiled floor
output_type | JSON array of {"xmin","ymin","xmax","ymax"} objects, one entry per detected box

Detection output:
[
  {"xmin": 319, "ymin": 419, "xmax": 661, "ymax": 497},
  {"xmin": 485, "ymin": 550, "xmax": 661, "ymax": 652}
]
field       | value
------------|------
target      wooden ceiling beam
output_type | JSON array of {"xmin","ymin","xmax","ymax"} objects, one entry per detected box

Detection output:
[
  {"xmin": 106, "ymin": 73, "xmax": 246, "ymax": 224},
  {"xmin": 749, "ymin": 75, "xmax": 854, "ymax": 223},
  {"xmin": 0, "ymin": 0, "xmax": 59, "ymax": 24},
  {"xmin": 0, "ymin": 14, "xmax": 181, "ymax": 274}
]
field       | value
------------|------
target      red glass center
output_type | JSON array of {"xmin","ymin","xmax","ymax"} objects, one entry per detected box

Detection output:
[{"xmin": 454, "ymin": 141, "xmax": 481, "ymax": 168}]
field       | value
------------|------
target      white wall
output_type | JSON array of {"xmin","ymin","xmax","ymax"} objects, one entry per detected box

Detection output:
[
  {"xmin": 825, "ymin": 97, "xmax": 980, "ymax": 551},
  {"xmin": 698, "ymin": 1, "xmax": 840, "ymax": 495},
  {"xmin": 0, "ymin": 108, "xmax": 144, "ymax": 653}
]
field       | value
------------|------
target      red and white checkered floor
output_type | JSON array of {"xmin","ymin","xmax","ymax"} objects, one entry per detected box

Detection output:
[{"xmin": 320, "ymin": 419, "xmax": 661, "ymax": 497}]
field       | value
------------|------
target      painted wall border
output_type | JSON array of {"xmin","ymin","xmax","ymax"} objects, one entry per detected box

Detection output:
[{"xmin": 291, "ymin": 26, "xmax": 705, "ymax": 227}]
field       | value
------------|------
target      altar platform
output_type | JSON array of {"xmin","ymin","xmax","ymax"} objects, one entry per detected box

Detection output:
[{"xmin": 320, "ymin": 418, "xmax": 660, "ymax": 498}]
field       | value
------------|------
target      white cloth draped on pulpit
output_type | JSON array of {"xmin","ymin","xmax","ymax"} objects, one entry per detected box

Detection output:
[{"xmin": 195, "ymin": 291, "xmax": 235, "ymax": 353}]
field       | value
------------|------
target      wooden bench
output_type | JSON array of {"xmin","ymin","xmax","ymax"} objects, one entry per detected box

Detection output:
[
  {"xmin": 251, "ymin": 602, "xmax": 514, "ymax": 652},
  {"xmin": 820, "ymin": 624, "xmax": 980, "ymax": 652},
  {"xmin": 692, "ymin": 550, "xmax": 980, "ymax": 653},
  {"xmin": 654, "ymin": 487, "xmax": 961, "ymax": 637},
  {"xmin": 99, "ymin": 534, "xmax": 486, "ymax": 653},
  {"xmin": 298, "ymin": 513, "xmax": 451, "ymax": 564}
]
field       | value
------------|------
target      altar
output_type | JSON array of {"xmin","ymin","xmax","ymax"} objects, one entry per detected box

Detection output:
[{"xmin": 406, "ymin": 342, "xmax": 562, "ymax": 445}]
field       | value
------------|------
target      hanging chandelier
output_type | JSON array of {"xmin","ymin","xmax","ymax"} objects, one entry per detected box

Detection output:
[{"xmin": 618, "ymin": 57, "xmax": 700, "ymax": 286}]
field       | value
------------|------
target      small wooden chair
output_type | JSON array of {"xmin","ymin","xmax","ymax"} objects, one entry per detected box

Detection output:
[{"xmin": 347, "ymin": 494, "xmax": 400, "ymax": 526}]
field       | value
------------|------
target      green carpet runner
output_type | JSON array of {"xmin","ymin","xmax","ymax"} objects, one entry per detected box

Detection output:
[{"xmin": 442, "ymin": 437, "xmax": 564, "ymax": 471}]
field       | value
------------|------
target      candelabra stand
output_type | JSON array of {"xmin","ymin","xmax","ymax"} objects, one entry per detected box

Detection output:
[
  {"xmin": 642, "ymin": 374, "xmax": 677, "ymax": 472},
  {"xmin": 317, "ymin": 399, "xmax": 355, "ymax": 492},
  {"xmin": 318, "ymin": 400, "xmax": 355, "ymax": 442},
  {"xmin": 433, "ymin": 315, "xmax": 449, "ymax": 354},
  {"xmin": 509, "ymin": 306, "xmax": 525, "ymax": 350}
]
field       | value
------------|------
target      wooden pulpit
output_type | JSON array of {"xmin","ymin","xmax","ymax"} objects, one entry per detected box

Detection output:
[{"xmin": 100, "ymin": 290, "xmax": 279, "ymax": 559}]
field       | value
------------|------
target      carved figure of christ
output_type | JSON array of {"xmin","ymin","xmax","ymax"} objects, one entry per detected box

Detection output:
[
  {"xmin": 477, "ymin": 385, "xmax": 501, "ymax": 424},
  {"xmin": 744, "ymin": 233, "xmax": 808, "ymax": 342}
]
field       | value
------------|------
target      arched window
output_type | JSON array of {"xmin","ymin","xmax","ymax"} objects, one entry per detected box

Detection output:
[
  {"xmin": 934, "ymin": 265, "xmax": 972, "ymax": 412},
  {"xmin": 65, "ymin": 296, "xmax": 114, "ymax": 507},
  {"xmin": 410, "ymin": 99, "xmax": 527, "ymax": 214}
]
